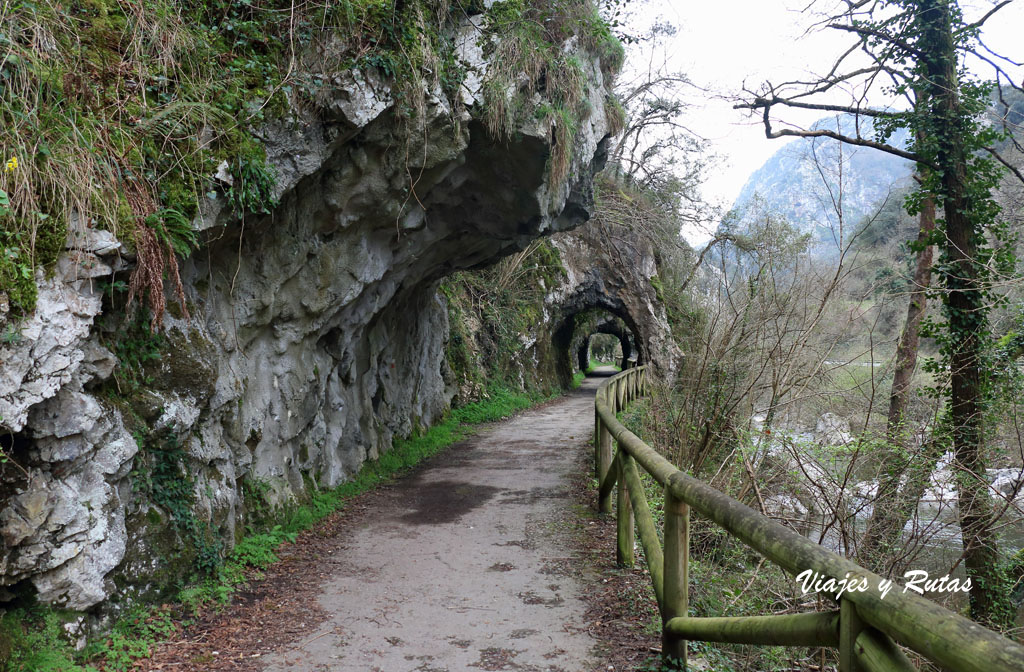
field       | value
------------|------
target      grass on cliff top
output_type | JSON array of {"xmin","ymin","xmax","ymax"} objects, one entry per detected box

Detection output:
[
  {"xmin": 0, "ymin": 0, "xmax": 487, "ymax": 322},
  {"xmin": 0, "ymin": 0, "xmax": 286, "ymax": 321},
  {"xmin": 480, "ymin": 0, "xmax": 623, "ymax": 190},
  {"xmin": 0, "ymin": 382, "xmax": 553, "ymax": 672}
]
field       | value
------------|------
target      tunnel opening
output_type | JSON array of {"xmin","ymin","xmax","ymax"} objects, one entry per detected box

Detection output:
[
  {"xmin": 584, "ymin": 315, "xmax": 637, "ymax": 371},
  {"xmin": 588, "ymin": 333, "xmax": 620, "ymax": 366},
  {"xmin": 552, "ymin": 304, "xmax": 642, "ymax": 387},
  {"xmin": 582, "ymin": 332, "xmax": 628, "ymax": 371}
]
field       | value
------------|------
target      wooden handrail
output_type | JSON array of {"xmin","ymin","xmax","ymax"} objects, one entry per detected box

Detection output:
[
  {"xmin": 593, "ymin": 366, "xmax": 1024, "ymax": 672},
  {"xmin": 665, "ymin": 611, "xmax": 841, "ymax": 648}
]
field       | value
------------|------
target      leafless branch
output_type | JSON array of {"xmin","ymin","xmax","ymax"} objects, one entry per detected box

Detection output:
[
  {"xmin": 966, "ymin": 47, "xmax": 1024, "ymax": 94},
  {"xmin": 964, "ymin": 0, "xmax": 1016, "ymax": 31},
  {"xmin": 738, "ymin": 103, "xmax": 925, "ymax": 164},
  {"xmin": 737, "ymin": 94, "xmax": 900, "ymax": 119},
  {"xmin": 827, "ymin": 23, "xmax": 922, "ymax": 57},
  {"xmin": 985, "ymin": 147, "xmax": 1024, "ymax": 186},
  {"xmin": 977, "ymin": 36, "xmax": 1024, "ymax": 67}
]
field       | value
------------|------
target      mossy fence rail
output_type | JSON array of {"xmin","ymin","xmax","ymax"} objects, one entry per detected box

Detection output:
[{"xmin": 592, "ymin": 366, "xmax": 1024, "ymax": 672}]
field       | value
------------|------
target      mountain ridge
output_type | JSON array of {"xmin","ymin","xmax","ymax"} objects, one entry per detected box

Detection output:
[{"xmin": 729, "ymin": 114, "xmax": 914, "ymax": 250}]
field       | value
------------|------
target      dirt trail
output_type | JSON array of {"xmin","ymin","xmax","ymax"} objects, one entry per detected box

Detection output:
[{"xmin": 256, "ymin": 373, "xmax": 615, "ymax": 672}]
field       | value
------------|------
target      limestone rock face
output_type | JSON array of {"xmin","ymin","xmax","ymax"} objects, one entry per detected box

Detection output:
[
  {"xmin": 0, "ymin": 219, "xmax": 136, "ymax": 610},
  {"xmin": 0, "ymin": 236, "xmax": 112, "ymax": 433},
  {"xmin": 1, "ymin": 385, "xmax": 136, "ymax": 609},
  {"xmin": 0, "ymin": 12, "xmax": 614, "ymax": 612}
]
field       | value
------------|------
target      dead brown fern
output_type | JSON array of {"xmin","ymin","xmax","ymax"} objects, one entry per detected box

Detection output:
[
  {"xmin": 127, "ymin": 221, "xmax": 168, "ymax": 330},
  {"xmin": 123, "ymin": 181, "xmax": 188, "ymax": 330}
]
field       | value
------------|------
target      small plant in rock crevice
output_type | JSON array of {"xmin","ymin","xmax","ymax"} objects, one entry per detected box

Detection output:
[
  {"xmin": 131, "ymin": 428, "xmax": 223, "ymax": 578},
  {"xmin": 101, "ymin": 307, "xmax": 165, "ymax": 394}
]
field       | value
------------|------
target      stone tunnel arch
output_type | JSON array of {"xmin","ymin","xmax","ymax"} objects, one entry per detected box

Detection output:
[{"xmin": 550, "ymin": 287, "xmax": 646, "ymax": 387}]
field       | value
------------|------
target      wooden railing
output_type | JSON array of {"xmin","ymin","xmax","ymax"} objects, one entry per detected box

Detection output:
[{"xmin": 593, "ymin": 366, "xmax": 1024, "ymax": 672}]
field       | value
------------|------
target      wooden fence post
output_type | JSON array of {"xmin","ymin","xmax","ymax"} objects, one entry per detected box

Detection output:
[
  {"xmin": 663, "ymin": 487, "xmax": 689, "ymax": 670},
  {"xmin": 598, "ymin": 424, "xmax": 613, "ymax": 513},
  {"xmin": 617, "ymin": 451, "xmax": 635, "ymax": 567},
  {"xmin": 840, "ymin": 598, "xmax": 863, "ymax": 672}
]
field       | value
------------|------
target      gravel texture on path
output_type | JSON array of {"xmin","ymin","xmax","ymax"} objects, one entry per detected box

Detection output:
[
  {"xmin": 142, "ymin": 370, "xmax": 661, "ymax": 672},
  {"xmin": 259, "ymin": 377, "xmax": 606, "ymax": 672}
]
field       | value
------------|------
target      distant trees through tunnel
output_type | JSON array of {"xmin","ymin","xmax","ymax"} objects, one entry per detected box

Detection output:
[
  {"xmin": 552, "ymin": 306, "xmax": 641, "ymax": 383},
  {"xmin": 586, "ymin": 334, "xmax": 622, "ymax": 366}
]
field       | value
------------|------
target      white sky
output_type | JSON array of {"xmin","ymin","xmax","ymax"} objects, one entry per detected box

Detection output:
[{"xmin": 622, "ymin": 0, "xmax": 1024, "ymax": 245}]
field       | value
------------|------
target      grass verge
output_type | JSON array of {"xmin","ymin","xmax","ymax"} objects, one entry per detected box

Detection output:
[{"xmin": 0, "ymin": 383, "xmax": 555, "ymax": 672}]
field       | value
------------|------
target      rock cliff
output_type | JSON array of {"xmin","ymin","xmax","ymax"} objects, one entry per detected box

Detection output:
[{"xmin": 0, "ymin": 1, "xmax": 672, "ymax": 619}]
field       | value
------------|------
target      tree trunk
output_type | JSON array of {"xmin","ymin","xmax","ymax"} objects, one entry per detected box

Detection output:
[
  {"xmin": 918, "ymin": 0, "xmax": 1004, "ymax": 625},
  {"xmin": 858, "ymin": 194, "xmax": 935, "ymax": 572},
  {"xmin": 886, "ymin": 198, "xmax": 935, "ymax": 443}
]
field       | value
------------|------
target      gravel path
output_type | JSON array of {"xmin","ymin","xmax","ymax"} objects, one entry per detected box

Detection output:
[{"xmin": 257, "ymin": 375, "xmax": 610, "ymax": 672}]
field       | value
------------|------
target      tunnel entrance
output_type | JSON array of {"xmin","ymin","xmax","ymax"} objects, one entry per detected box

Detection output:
[{"xmin": 553, "ymin": 305, "xmax": 641, "ymax": 386}]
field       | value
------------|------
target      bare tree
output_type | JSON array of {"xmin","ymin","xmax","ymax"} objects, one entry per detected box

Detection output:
[
  {"xmin": 736, "ymin": 0, "xmax": 1024, "ymax": 624},
  {"xmin": 858, "ymin": 100, "xmax": 940, "ymax": 569},
  {"xmin": 606, "ymin": 23, "xmax": 717, "ymax": 236}
]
